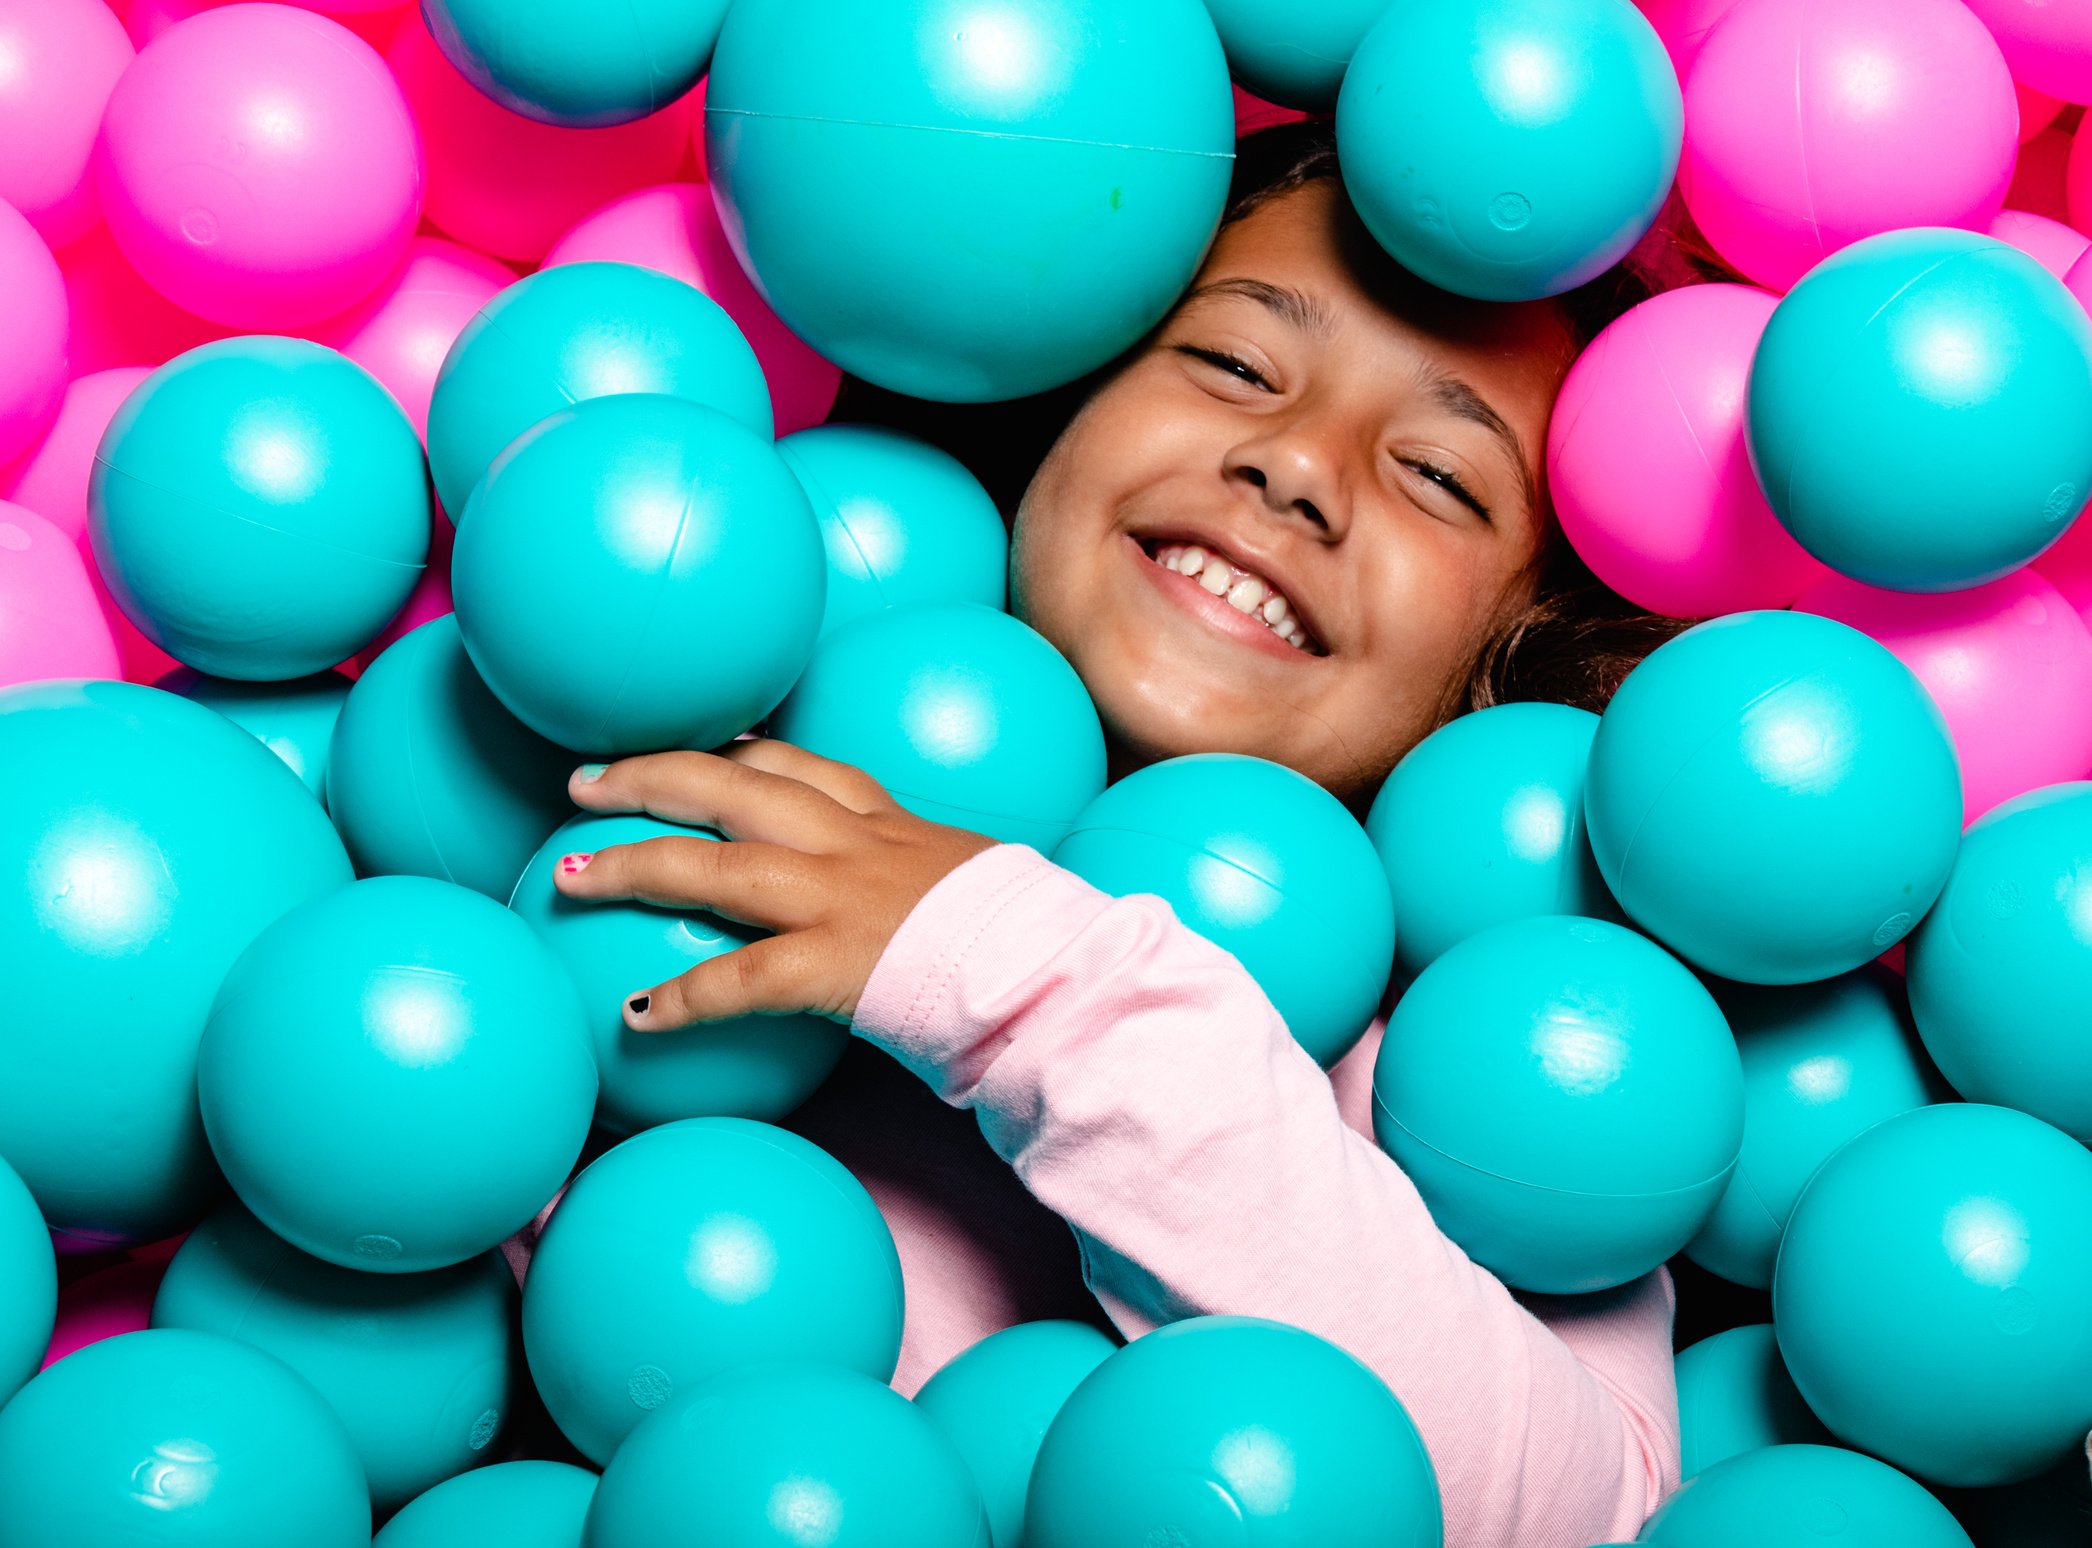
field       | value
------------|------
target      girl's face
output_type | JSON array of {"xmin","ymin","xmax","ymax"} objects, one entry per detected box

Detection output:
[{"xmin": 1010, "ymin": 179, "xmax": 1580, "ymax": 809}]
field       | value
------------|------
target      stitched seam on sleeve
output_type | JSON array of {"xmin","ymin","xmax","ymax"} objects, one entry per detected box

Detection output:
[{"xmin": 896, "ymin": 857, "xmax": 1066, "ymax": 1040}]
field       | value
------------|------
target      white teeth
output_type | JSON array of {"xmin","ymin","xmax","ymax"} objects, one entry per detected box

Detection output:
[
  {"xmin": 1145, "ymin": 539, "xmax": 1317, "ymax": 656},
  {"xmin": 1174, "ymin": 545, "xmax": 1209, "ymax": 575},
  {"xmin": 1226, "ymin": 576, "xmax": 1268, "ymax": 614},
  {"xmin": 1261, "ymin": 594, "xmax": 1290, "ymax": 626},
  {"xmin": 1197, "ymin": 558, "xmax": 1233, "ymax": 596}
]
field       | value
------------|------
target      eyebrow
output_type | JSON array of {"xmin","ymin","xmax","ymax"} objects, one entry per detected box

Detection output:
[{"xmin": 1181, "ymin": 277, "xmax": 1339, "ymax": 341}]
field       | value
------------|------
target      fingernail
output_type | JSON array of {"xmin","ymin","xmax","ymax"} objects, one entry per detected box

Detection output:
[
  {"xmin": 558, "ymin": 852, "xmax": 593, "ymax": 876},
  {"xmin": 577, "ymin": 763, "xmax": 608, "ymax": 783},
  {"xmin": 626, "ymin": 994, "xmax": 651, "ymax": 1018}
]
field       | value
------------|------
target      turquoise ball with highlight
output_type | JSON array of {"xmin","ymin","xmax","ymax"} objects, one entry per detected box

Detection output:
[
  {"xmin": 377, "ymin": 1462, "xmax": 597, "ymax": 1548},
  {"xmin": 423, "ymin": 0, "xmax": 729, "ymax": 128},
  {"xmin": 1638, "ymin": 1445, "xmax": 1973, "ymax": 1548}
]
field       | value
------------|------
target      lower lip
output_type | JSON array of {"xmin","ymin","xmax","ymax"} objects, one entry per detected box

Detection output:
[{"xmin": 1126, "ymin": 535, "xmax": 1319, "ymax": 664}]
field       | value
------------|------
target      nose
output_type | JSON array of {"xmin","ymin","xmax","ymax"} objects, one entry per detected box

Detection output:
[{"xmin": 1224, "ymin": 416, "xmax": 1349, "ymax": 540}]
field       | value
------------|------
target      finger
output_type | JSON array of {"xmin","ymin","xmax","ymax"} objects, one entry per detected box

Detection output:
[
  {"xmin": 568, "ymin": 750, "xmax": 858, "ymax": 850},
  {"xmin": 553, "ymin": 835, "xmax": 822, "ymax": 933},
  {"xmin": 624, "ymin": 932, "xmax": 842, "ymax": 1031},
  {"xmin": 714, "ymin": 737, "xmax": 899, "ymax": 817}
]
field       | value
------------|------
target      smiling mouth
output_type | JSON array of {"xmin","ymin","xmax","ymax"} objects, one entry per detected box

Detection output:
[{"xmin": 1130, "ymin": 535, "xmax": 1329, "ymax": 659}]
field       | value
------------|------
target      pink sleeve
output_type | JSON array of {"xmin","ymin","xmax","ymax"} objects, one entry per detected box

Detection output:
[{"xmin": 852, "ymin": 842, "xmax": 1681, "ymax": 1548}]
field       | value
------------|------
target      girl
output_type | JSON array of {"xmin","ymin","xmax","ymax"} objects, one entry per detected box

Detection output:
[{"xmin": 548, "ymin": 123, "xmax": 1698, "ymax": 1548}]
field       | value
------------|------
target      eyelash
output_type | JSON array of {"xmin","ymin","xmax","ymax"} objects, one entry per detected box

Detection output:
[{"xmin": 1172, "ymin": 344, "xmax": 1494, "ymax": 523}]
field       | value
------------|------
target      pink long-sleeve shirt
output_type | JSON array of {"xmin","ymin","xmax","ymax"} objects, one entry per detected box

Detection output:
[{"xmin": 778, "ymin": 839, "xmax": 1681, "ymax": 1548}]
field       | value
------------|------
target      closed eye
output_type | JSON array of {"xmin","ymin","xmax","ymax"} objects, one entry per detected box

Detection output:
[
  {"xmin": 1174, "ymin": 344, "xmax": 1273, "ymax": 392},
  {"xmin": 1403, "ymin": 457, "xmax": 1492, "ymax": 522}
]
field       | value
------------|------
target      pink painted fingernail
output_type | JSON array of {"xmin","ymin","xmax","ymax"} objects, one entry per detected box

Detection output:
[{"xmin": 558, "ymin": 852, "xmax": 593, "ymax": 875}]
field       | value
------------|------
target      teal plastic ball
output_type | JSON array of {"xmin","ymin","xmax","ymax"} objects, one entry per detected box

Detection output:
[
  {"xmin": 776, "ymin": 424, "xmax": 1009, "ymax": 641},
  {"xmin": 428, "ymin": 262, "xmax": 772, "ymax": 518},
  {"xmin": 770, "ymin": 600, "xmax": 1106, "ymax": 850},
  {"xmin": 1773, "ymin": 1103, "xmax": 2092, "ymax": 1486},
  {"xmin": 705, "ymin": 0, "xmax": 1236, "ymax": 401},
  {"xmin": 1200, "ymin": 0, "xmax": 1390, "ymax": 110},
  {"xmin": 509, "ymin": 812, "xmax": 849, "ymax": 1134},
  {"xmin": 586, "ymin": 1362, "xmax": 987, "ymax": 1548},
  {"xmin": 0, "ymin": 680, "xmax": 351, "ymax": 1249},
  {"xmin": 1685, "ymin": 968, "xmax": 1947, "ymax": 1289},
  {"xmin": 1052, "ymin": 752, "xmax": 1396, "ymax": 1068},
  {"xmin": 0, "ymin": 1153, "xmax": 55, "ymax": 1407},
  {"xmin": 1747, "ymin": 228, "xmax": 2092, "ymax": 593},
  {"xmin": 1907, "ymin": 783, "xmax": 2092, "ymax": 1143},
  {"xmin": 1026, "ymin": 1315, "xmax": 1442, "ymax": 1548},
  {"xmin": 422, "ymin": 0, "xmax": 727, "ymax": 128},
  {"xmin": 1584, "ymin": 610, "xmax": 1963, "ymax": 984},
  {"xmin": 522, "ymin": 1118, "xmax": 904, "ymax": 1466},
  {"xmin": 1372, "ymin": 914, "xmax": 1743, "ymax": 1294},
  {"xmin": 0, "ymin": 1328, "xmax": 369, "ymax": 1547},
  {"xmin": 453, "ymin": 393, "xmax": 825, "ymax": 756},
  {"xmin": 914, "ymin": 1321, "xmax": 1118, "ymax": 1548},
  {"xmin": 1366, "ymin": 702, "xmax": 1621, "ymax": 980},
  {"xmin": 88, "ymin": 336, "xmax": 429, "ymax": 679},
  {"xmin": 1637, "ymin": 1444, "xmax": 1973, "ymax": 1548},
  {"xmin": 1336, "ymin": 0, "xmax": 1683, "ymax": 302},
  {"xmin": 328, "ymin": 617, "xmax": 575, "ymax": 901},
  {"xmin": 376, "ymin": 1462, "xmax": 597, "ymax": 1548},
  {"xmin": 197, "ymin": 875, "xmax": 597, "ymax": 1273},
  {"xmin": 152, "ymin": 1202, "xmax": 518, "ymax": 1511},
  {"xmin": 1675, "ymin": 1324, "xmax": 1831, "ymax": 1479},
  {"xmin": 160, "ymin": 668, "xmax": 353, "ymax": 802}
]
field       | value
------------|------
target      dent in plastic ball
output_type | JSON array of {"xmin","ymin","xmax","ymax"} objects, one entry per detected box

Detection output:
[
  {"xmin": 160, "ymin": 667, "xmax": 352, "ymax": 802},
  {"xmin": 1638, "ymin": 1444, "xmax": 1974, "ymax": 1548},
  {"xmin": 1675, "ymin": 1324, "xmax": 1831, "ymax": 1479},
  {"xmin": 1054, "ymin": 753, "xmax": 1395, "ymax": 1067},
  {"xmin": 375, "ymin": 1461, "xmax": 599, "ymax": 1548},
  {"xmin": 423, "ymin": 0, "xmax": 726, "ymax": 128}
]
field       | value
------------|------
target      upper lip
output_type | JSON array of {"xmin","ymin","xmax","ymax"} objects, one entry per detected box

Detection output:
[{"xmin": 1132, "ymin": 523, "xmax": 1332, "ymax": 656}]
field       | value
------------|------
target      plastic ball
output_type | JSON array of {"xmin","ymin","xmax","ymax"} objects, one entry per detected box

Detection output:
[
  {"xmin": 1748, "ymin": 229, "xmax": 2092, "ymax": 593},
  {"xmin": 0, "ymin": 0, "xmax": 131, "ymax": 248},
  {"xmin": 0, "ymin": 199, "xmax": 66, "ymax": 467},
  {"xmin": 0, "ymin": 501, "xmax": 120, "ymax": 687},
  {"xmin": 0, "ymin": 1328, "xmax": 369, "ymax": 1546},
  {"xmin": 1988, "ymin": 208, "xmax": 2090, "ymax": 278},
  {"xmin": 0, "ymin": 680, "xmax": 351, "ymax": 1248},
  {"xmin": 1, "ymin": 366, "xmax": 150, "ymax": 543},
  {"xmin": 0, "ymin": 1153, "xmax": 55, "ymax": 1407},
  {"xmin": 1795, "ymin": 571, "xmax": 2092, "ymax": 824},
  {"xmin": 1053, "ymin": 753, "xmax": 1395, "ymax": 1068},
  {"xmin": 1373, "ymin": 914, "xmax": 1742, "ymax": 1293},
  {"xmin": 776, "ymin": 424, "xmax": 1009, "ymax": 639},
  {"xmin": 1963, "ymin": 0, "xmax": 2092, "ymax": 106},
  {"xmin": 1337, "ymin": 0, "xmax": 1682, "ymax": 303},
  {"xmin": 1632, "ymin": 0, "xmax": 1743, "ymax": 81},
  {"xmin": 423, "ymin": 0, "xmax": 725, "ymax": 127},
  {"xmin": 427, "ymin": 260, "xmax": 772, "ymax": 518},
  {"xmin": 586, "ymin": 1362, "xmax": 986, "ymax": 1548},
  {"xmin": 196, "ymin": 875, "xmax": 598, "ymax": 1272},
  {"xmin": 314, "ymin": 237, "xmax": 514, "ymax": 441},
  {"xmin": 327, "ymin": 616, "xmax": 575, "ymax": 900},
  {"xmin": 153, "ymin": 1202, "xmax": 518, "ymax": 1510},
  {"xmin": 1027, "ymin": 1315, "xmax": 1441, "ymax": 1548},
  {"xmin": 41, "ymin": 1260, "xmax": 161, "ymax": 1371},
  {"xmin": 2067, "ymin": 132, "xmax": 2092, "ymax": 236},
  {"xmin": 1548, "ymin": 283, "xmax": 1830, "ymax": 617},
  {"xmin": 1583, "ymin": 610, "xmax": 1963, "ymax": 984},
  {"xmin": 1774, "ymin": 1103, "xmax": 2092, "ymax": 1486},
  {"xmin": 160, "ymin": 668, "xmax": 352, "ymax": 801},
  {"xmin": 1638, "ymin": 1444, "xmax": 1974, "ymax": 1548},
  {"xmin": 385, "ymin": 21, "xmax": 695, "ymax": 265},
  {"xmin": 89, "ymin": 336, "xmax": 431, "ymax": 680},
  {"xmin": 705, "ymin": 0, "xmax": 1235, "ymax": 401},
  {"xmin": 1906, "ymin": 784, "xmax": 2092, "ymax": 1142},
  {"xmin": 376, "ymin": 1461, "xmax": 598, "ymax": 1548},
  {"xmin": 770, "ymin": 600, "xmax": 1106, "ymax": 850},
  {"xmin": 54, "ymin": 225, "xmax": 226, "ymax": 377},
  {"xmin": 355, "ymin": 512, "xmax": 456, "ymax": 669},
  {"xmin": 453, "ymin": 394, "xmax": 824, "ymax": 755},
  {"xmin": 1678, "ymin": 0, "xmax": 2017, "ymax": 292},
  {"xmin": 1675, "ymin": 1324, "xmax": 1831, "ymax": 1479},
  {"xmin": 1198, "ymin": 0, "xmax": 1390, "ymax": 110},
  {"xmin": 1366, "ymin": 702, "xmax": 1622, "ymax": 979},
  {"xmin": 1685, "ymin": 967, "xmax": 1945, "ymax": 1289},
  {"xmin": 94, "ymin": 4, "xmax": 422, "ymax": 328},
  {"xmin": 510, "ymin": 813, "xmax": 849, "ymax": 1134},
  {"xmin": 914, "ymin": 1321, "xmax": 1118, "ymax": 1548},
  {"xmin": 522, "ymin": 1118, "xmax": 903, "ymax": 1466}
]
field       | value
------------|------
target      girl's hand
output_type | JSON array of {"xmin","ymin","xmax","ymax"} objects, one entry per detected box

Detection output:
[{"xmin": 549, "ymin": 740, "xmax": 1000, "ymax": 1032}]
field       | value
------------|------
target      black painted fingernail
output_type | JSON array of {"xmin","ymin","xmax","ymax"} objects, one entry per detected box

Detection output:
[{"xmin": 627, "ymin": 995, "xmax": 650, "ymax": 1016}]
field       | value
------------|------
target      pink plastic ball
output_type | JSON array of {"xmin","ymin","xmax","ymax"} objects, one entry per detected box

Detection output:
[
  {"xmin": 1795, "ymin": 569, "xmax": 2092, "ymax": 824},
  {"xmin": 1990, "ymin": 207, "xmax": 2091, "ymax": 276},
  {"xmin": 126, "ymin": 0, "xmax": 405, "ymax": 47},
  {"xmin": 2033, "ymin": 486, "xmax": 2092, "ymax": 624},
  {"xmin": 1963, "ymin": 0, "xmax": 2092, "ymax": 106},
  {"xmin": 94, "ymin": 3, "xmax": 423, "ymax": 329},
  {"xmin": 0, "ymin": 203, "xmax": 66, "ymax": 468},
  {"xmin": 312, "ymin": 236, "xmax": 512, "ymax": 438},
  {"xmin": 543, "ymin": 184, "xmax": 842, "ymax": 435},
  {"xmin": 385, "ymin": 21, "xmax": 693, "ymax": 265},
  {"xmin": 0, "ymin": 0, "xmax": 132, "ymax": 249},
  {"xmin": 0, "ymin": 501, "xmax": 119, "ymax": 687},
  {"xmin": 1633, "ymin": 0, "xmax": 1743, "ymax": 83},
  {"xmin": 56, "ymin": 226, "xmax": 228, "ymax": 374},
  {"xmin": 2012, "ymin": 122, "xmax": 2076, "ymax": 223},
  {"xmin": 0, "ymin": 367, "xmax": 150, "ymax": 543},
  {"xmin": 1547, "ymin": 282, "xmax": 1829, "ymax": 618},
  {"xmin": 40, "ymin": 1260, "xmax": 162, "ymax": 1371},
  {"xmin": 1679, "ymin": 0, "xmax": 2018, "ymax": 291}
]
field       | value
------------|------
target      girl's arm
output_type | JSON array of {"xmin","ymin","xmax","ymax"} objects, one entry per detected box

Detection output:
[{"xmin": 853, "ymin": 840, "xmax": 1681, "ymax": 1548}]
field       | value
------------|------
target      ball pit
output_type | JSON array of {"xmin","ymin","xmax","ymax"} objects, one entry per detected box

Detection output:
[
  {"xmin": 1638, "ymin": 1444, "xmax": 1974, "ymax": 1548},
  {"xmin": 0, "ymin": 501, "xmax": 119, "ymax": 687},
  {"xmin": 1053, "ymin": 752, "xmax": 1396, "ymax": 1068},
  {"xmin": 422, "ymin": 0, "xmax": 725, "ymax": 128},
  {"xmin": 0, "ymin": 0, "xmax": 132, "ymax": 248},
  {"xmin": 159, "ymin": 667, "xmax": 352, "ymax": 800},
  {"xmin": 0, "ymin": 199, "xmax": 67, "ymax": 468},
  {"xmin": 1674, "ymin": 1324, "xmax": 1831, "ymax": 1479},
  {"xmin": 375, "ymin": 1461, "xmax": 599, "ymax": 1548}
]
